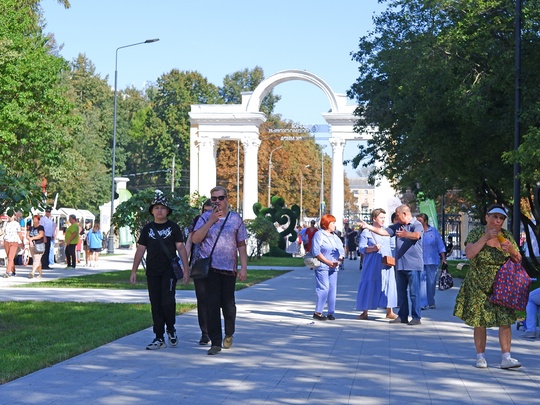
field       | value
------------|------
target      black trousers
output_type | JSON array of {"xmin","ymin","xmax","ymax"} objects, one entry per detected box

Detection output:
[
  {"xmin": 204, "ymin": 269, "xmax": 237, "ymax": 347},
  {"xmin": 41, "ymin": 237, "xmax": 52, "ymax": 269},
  {"xmin": 146, "ymin": 273, "xmax": 177, "ymax": 339},
  {"xmin": 194, "ymin": 278, "xmax": 208, "ymax": 337},
  {"xmin": 65, "ymin": 244, "xmax": 76, "ymax": 268}
]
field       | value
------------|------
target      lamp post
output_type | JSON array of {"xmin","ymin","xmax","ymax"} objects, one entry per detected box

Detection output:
[
  {"xmin": 300, "ymin": 164, "xmax": 310, "ymax": 225},
  {"xmin": 108, "ymin": 38, "xmax": 159, "ymax": 254},
  {"xmin": 267, "ymin": 146, "xmax": 283, "ymax": 207},
  {"xmin": 513, "ymin": 0, "xmax": 522, "ymax": 242}
]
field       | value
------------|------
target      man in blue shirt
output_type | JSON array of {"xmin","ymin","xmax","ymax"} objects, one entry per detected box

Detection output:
[{"xmin": 360, "ymin": 204, "xmax": 424, "ymax": 325}]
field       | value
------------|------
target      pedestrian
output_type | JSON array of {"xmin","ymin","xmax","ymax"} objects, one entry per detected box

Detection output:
[
  {"xmin": 86, "ymin": 223, "xmax": 104, "ymax": 268},
  {"xmin": 346, "ymin": 225, "xmax": 359, "ymax": 260},
  {"xmin": 64, "ymin": 214, "xmax": 79, "ymax": 269},
  {"xmin": 416, "ymin": 213, "xmax": 446, "ymax": 310},
  {"xmin": 27, "ymin": 215, "xmax": 45, "ymax": 278},
  {"xmin": 356, "ymin": 208, "xmax": 398, "ymax": 320},
  {"xmin": 2, "ymin": 208, "xmax": 23, "ymax": 277},
  {"xmin": 39, "ymin": 207, "xmax": 55, "ymax": 269},
  {"xmin": 310, "ymin": 214, "xmax": 345, "ymax": 321},
  {"xmin": 360, "ymin": 204, "xmax": 424, "ymax": 325},
  {"xmin": 191, "ymin": 186, "xmax": 248, "ymax": 355},
  {"xmin": 524, "ymin": 287, "xmax": 540, "ymax": 339},
  {"xmin": 453, "ymin": 204, "xmax": 523, "ymax": 369},
  {"xmin": 130, "ymin": 190, "xmax": 190, "ymax": 350},
  {"xmin": 303, "ymin": 220, "xmax": 318, "ymax": 253},
  {"xmin": 185, "ymin": 199, "xmax": 213, "ymax": 345}
]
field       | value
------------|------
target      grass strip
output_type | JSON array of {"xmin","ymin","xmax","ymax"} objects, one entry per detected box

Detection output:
[
  {"xmin": 0, "ymin": 301, "xmax": 196, "ymax": 384},
  {"xmin": 15, "ymin": 269, "xmax": 289, "ymax": 290}
]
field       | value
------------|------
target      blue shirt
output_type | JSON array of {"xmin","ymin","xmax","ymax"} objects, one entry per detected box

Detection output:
[
  {"xmin": 311, "ymin": 230, "xmax": 345, "ymax": 271},
  {"xmin": 386, "ymin": 217, "xmax": 424, "ymax": 271},
  {"xmin": 422, "ymin": 226, "xmax": 446, "ymax": 265}
]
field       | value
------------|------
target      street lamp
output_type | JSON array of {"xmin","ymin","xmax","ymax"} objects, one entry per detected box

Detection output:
[
  {"xmin": 108, "ymin": 38, "xmax": 159, "ymax": 254},
  {"xmin": 267, "ymin": 146, "xmax": 283, "ymax": 206},
  {"xmin": 300, "ymin": 164, "xmax": 310, "ymax": 225}
]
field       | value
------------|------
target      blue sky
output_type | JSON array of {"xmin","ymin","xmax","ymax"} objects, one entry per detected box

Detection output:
[{"xmin": 41, "ymin": 0, "xmax": 386, "ymax": 177}]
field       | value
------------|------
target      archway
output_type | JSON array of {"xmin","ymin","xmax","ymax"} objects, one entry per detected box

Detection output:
[{"xmin": 189, "ymin": 69, "xmax": 371, "ymax": 229}]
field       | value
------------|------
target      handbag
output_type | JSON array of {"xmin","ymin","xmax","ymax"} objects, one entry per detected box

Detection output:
[
  {"xmin": 303, "ymin": 252, "xmax": 321, "ymax": 269},
  {"xmin": 489, "ymin": 258, "xmax": 532, "ymax": 311},
  {"xmin": 438, "ymin": 263, "xmax": 453, "ymax": 291},
  {"xmin": 382, "ymin": 256, "xmax": 395, "ymax": 267},
  {"xmin": 34, "ymin": 242, "xmax": 46, "ymax": 254},
  {"xmin": 190, "ymin": 212, "xmax": 230, "ymax": 279},
  {"xmin": 151, "ymin": 224, "xmax": 184, "ymax": 281}
]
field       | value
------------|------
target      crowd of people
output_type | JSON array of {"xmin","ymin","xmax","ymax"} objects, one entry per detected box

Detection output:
[
  {"xmin": 1, "ymin": 207, "xmax": 105, "ymax": 278},
  {"xmin": 2, "ymin": 196, "xmax": 536, "ymax": 368},
  {"xmin": 302, "ymin": 203, "xmax": 529, "ymax": 370}
]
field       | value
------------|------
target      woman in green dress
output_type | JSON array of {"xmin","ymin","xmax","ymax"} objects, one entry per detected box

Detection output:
[{"xmin": 454, "ymin": 205, "xmax": 522, "ymax": 369}]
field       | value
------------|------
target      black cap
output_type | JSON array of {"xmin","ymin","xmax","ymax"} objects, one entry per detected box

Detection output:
[{"xmin": 148, "ymin": 190, "xmax": 172, "ymax": 216}]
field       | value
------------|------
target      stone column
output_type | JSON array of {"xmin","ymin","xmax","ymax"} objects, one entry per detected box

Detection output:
[
  {"xmin": 242, "ymin": 138, "xmax": 261, "ymax": 219},
  {"xmin": 329, "ymin": 137, "xmax": 346, "ymax": 232},
  {"xmin": 196, "ymin": 137, "xmax": 216, "ymax": 197}
]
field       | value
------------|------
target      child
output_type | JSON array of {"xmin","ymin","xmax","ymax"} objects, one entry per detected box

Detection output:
[{"xmin": 130, "ymin": 190, "xmax": 190, "ymax": 350}]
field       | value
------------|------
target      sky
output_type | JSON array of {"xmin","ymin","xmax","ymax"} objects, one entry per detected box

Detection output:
[{"xmin": 41, "ymin": 0, "xmax": 386, "ymax": 177}]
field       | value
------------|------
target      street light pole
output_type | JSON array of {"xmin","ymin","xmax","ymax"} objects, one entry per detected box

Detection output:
[
  {"xmin": 108, "ymin": 38, "xmax": 159, "ymax": 254},
  {"xmin": 300, "ymin": 164, "xmax": 310, "ymax": 226},
  {"xmin": 512, "ymin": 0, "xmax": 522, "ymax": 242},
  {"xmin": 267, "ymin": 146, "xmax": 283, "ymax": 207}
]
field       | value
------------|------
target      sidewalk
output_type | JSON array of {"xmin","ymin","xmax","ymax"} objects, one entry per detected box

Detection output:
[{"xmin": 1, "ymin": 255, "xmax": 539, "ymax": 404}]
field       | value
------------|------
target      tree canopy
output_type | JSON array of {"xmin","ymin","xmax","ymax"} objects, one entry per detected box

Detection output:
[{"xmin": 348, "ymin": 0, "xmax": 540, "ymax": 218}]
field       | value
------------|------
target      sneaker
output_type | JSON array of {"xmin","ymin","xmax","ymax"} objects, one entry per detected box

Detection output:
[
  {"xmin": 167, "ymin": 330, "xmax": 178, "ymax": 347},
  {"xmin": 2, "ymin": 273, "xmax": 8, "ymax": 278},
  {"xmin": 408, "ymin": 319, "xmax": 421, "ymax": 325},
  {"xmin": 327, "ymin": 314, "xmax": 336, "ymax": 321},
  {"xmin": 28, "ymin": 273, "xmax": 34, "ymax": 279},
  {"xmin": 476, "ymin": 358, "xmax": 488, "ymax": 368},
  {"xmin": 207, "ymin": 345, "xmax": 221, "ymax": 355},
  {"xmin": 421, "ymin": 306, "xmax": 428, "ymax": 310},
  {"xmin": 500, "ymin": 357, "xmax": 521, "ymax": 369},
  {"xmin": 389, "ymin": 317, "xmax": 406, "ymax": 324},
  {"xmin": 223, "ymin": 335, "xmax": 233, "ymax": 349},
  {"xmin": 146, "ymin": 338, "xmax": 166, "ymax": 350},
  {"xmin": 198, "ymin": 335, "xmax": 210, "ymax": 345},
  {"xmin": 428, "ymin": 304, "xmax": 436, "ymax": 309},
  {"xmin": 524, "ymin": 331, "xmax": 536, "ymax": 339}
]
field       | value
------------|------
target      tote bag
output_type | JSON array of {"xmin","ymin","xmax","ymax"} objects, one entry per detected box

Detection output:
[{"xmin": 489, "ymin": 259, "xmax": 532, "ymax": 311}]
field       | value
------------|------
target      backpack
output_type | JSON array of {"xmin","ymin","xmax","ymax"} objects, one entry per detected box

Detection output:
[{"xmin": 438, "ymin": 263, "xmax": 453, "ymax": 291}]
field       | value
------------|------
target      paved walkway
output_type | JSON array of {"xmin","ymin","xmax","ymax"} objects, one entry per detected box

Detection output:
[{"xmin": 0, "ymin": 253, "xmax": 539, "ymax": 404}]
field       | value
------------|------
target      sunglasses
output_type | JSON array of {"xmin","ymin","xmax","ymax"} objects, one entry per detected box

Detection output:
[{"xmin": 211, "ymin": 195, "xmax": 226, "ymax": 201}]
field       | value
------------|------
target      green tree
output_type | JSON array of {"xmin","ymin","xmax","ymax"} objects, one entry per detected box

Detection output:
[
  {"xmin": 0, "ymin": 0, "xmax": 76, "ymax": 208},
  {"xmin": 219, "ymin": 66, "xmax": 281, "ymax": 116},
  {"xmin": 348, "ymin": 0, "xmax": 540, "ymax": 218},
  {"xmin": 152, "ymin": 70, "xmax": 222, "ymax": 194}
]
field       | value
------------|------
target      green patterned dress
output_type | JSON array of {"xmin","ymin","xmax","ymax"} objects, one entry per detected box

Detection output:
[{"xmin": 453, "ymin": 227, "xmax": 518, "ymax": 327}]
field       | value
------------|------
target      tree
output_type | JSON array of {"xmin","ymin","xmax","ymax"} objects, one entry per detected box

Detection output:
[
  {"xmin": 0, "ymin": 0, "xmax": 77, "ymax": 209},
  {"xmin": 152, "ymin": 70, "xmax": 222, "ymax": 194},
  {"xmin": 348, "ymin": 0, "xmax": 540, "ymax": 218}
]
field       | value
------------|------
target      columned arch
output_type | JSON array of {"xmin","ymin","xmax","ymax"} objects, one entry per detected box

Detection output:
[{"xmin": 189, "ymin": 69, "xmax": 378, "ymax": 229}]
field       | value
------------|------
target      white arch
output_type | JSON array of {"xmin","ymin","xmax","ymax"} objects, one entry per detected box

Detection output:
[
  {"xmin": 245, "ymin": 69, "xmax": 341, "ymax": 114},
  {"xmin": 190, "ymin": 69, "xmax": 374, "ymax": 230}
]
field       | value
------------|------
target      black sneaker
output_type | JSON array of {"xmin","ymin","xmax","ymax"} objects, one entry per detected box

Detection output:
[
  {"xmin": 146, "ymin": 338, "xmax": 166, "ymax": 350},
  {"xmin": 207, "ymin": 346, "xmax": 221, "ymax": 355},
  {"xmin": 167, "ymin": 330, "xmax": 178, "ymax": 347},
  {"xmin": 313, "ymin": 313, "xmax": 327, "ymax": 321},
  {"xmin": 198, "ymin": 335, "xmax": 210, "ymax": 345}
]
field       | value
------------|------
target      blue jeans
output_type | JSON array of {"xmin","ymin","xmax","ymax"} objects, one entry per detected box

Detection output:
[
  {"xmin": 525, "ymin": 288, "xmax": 540, "ymax": 333},
  {"xmin": 396, "ymin": 270, "xmax": 421, "ymax": 321},
  {"xmin": 314, "ymin": 269, "xmax": 338, "ymax": 315},
  {"xmin": 425, "ymin": 264, "xmax": 439, "ymax": 306}
]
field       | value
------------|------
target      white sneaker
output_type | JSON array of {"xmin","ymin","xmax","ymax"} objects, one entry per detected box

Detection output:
[
  {"xmin": 476, "ymin": 358, "xmax": 488, "ymax": 368},
  {"xmin": 500, "ymin": 357, "xmax": 521, "ymax": 369}
]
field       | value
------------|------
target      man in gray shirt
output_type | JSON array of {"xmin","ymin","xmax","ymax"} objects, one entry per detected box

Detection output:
[{"xmin": 360, "ymin": 204, "xmax": 424, "ymax": 325}]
